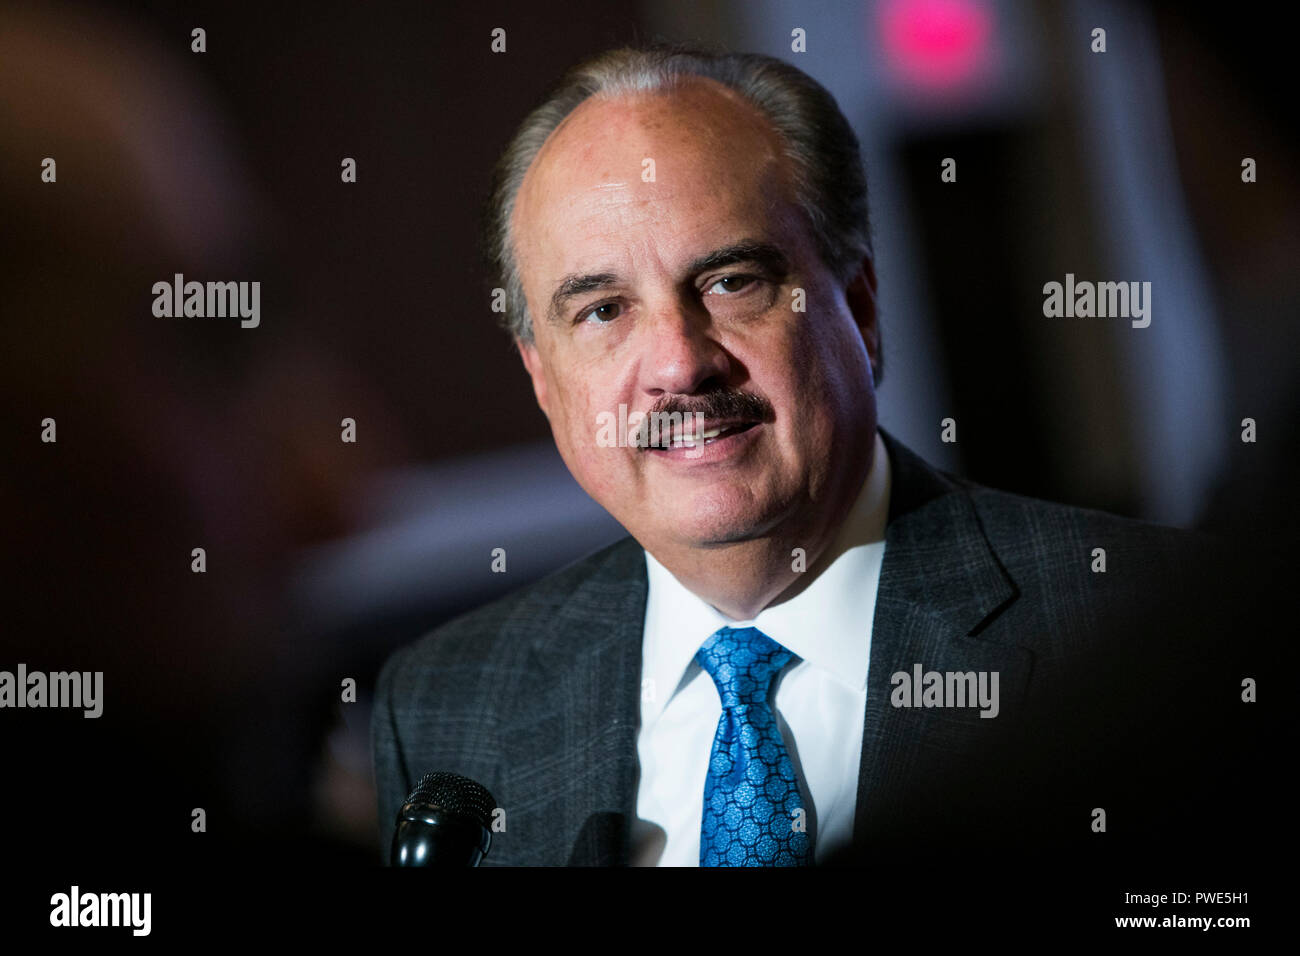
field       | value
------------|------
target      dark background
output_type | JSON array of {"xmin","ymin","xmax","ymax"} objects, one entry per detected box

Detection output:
[{"xmin": 0, "ymin": 0, "xmax": 1290, "ymax": 922}]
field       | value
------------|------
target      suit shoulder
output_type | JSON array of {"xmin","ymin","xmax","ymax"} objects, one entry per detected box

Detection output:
[
  {"xmin": 377, "ymin": 535, "xmax": 643, "ymax": 685},
  {"xmin": 956, "ymin": 481, "xmax": 1216, "ymax": 587},
  {"xmin": 960, "ymin": 481, "xmax": 1215, "ymax": 576}
]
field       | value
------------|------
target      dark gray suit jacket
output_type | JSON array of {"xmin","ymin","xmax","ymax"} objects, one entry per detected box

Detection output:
[{"xmin": 372, "ymin": 428, "xmax": 1225, "ymax": 866}]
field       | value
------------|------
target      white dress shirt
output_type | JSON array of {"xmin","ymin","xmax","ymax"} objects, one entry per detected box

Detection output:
[{"xmin": 631, "ymin": 430, "xmax": 892, "ymax": 865}]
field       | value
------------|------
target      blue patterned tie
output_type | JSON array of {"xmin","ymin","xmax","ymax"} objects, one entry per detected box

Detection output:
[{"xmin": 696, "ymin": 626, "xmax": 812, "ymax": 866}]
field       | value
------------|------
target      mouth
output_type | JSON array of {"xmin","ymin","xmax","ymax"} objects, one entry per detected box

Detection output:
[{"xmin": 648, "ymin": 419, "xmax": 760, "ymax": 450}]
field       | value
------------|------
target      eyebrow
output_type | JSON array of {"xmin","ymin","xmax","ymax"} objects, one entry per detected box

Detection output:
[{"xmin": 545, "ymin": 239, "xmax": 792, "ymax": 323}]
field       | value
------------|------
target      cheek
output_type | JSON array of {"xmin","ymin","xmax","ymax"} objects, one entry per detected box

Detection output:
[
  {"xmin": 548, "ymin": 376, "xmax": 627, "ymax": 479},
  {"xmin": 566, "ymin": 371, "xmax": 611, "ymax": 432},
  {"xmin": 784, "ymin": 322, "xmax": 836, "ymax": 411},
  {"xmin": 776, "ymin": 312, "xmax": 865, "ymax": 443}
]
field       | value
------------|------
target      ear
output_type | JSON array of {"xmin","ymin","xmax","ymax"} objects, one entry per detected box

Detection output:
[
  {"xmin": 844, "ymin": 254, "xmax": 881, "ymax": 384},
  {"xmin": 516, "ymin": 337, "xmax": 551, "ymax": 419}
]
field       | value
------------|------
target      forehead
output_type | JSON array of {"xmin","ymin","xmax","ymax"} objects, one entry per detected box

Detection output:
[{"xmin": 510, "ymin": 79, "xmax": 802, "ymax": 279}]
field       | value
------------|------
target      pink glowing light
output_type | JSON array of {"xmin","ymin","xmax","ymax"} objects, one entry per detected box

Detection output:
[{"xmin": 878, "ymin": 0, "xmax": 994, "ymax": 90}]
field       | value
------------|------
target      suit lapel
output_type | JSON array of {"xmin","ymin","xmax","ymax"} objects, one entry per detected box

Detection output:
[
  {"xmin": 853, "ymin": 430, "xmax": 1031, "ymax": 842},
  {"xmin": 499, "ymin": 538, "xmax": 646, "ymax": 865}
]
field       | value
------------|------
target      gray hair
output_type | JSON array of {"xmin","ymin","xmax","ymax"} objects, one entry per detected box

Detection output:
[{"xmin": 483, "ymin": 44, "xmax": 876, "ymax": 363}]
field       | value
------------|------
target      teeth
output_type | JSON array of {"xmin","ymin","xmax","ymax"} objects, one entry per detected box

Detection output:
[{"xmin": 668, "ymin": 425, "xmax": 725, "ymax": 446}]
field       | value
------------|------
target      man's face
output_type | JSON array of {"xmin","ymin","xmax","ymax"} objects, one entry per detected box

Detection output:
[{"xmin": 512, "ymin": 79, "xmax": 879, "ymax": 557}]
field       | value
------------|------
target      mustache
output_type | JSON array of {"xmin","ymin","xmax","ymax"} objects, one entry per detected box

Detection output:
[{"xmin": 646, "ymin": 388, "xmax": 775, "ymax": 423}]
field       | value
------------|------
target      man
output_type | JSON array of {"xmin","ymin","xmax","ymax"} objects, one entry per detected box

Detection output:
[{"xmin": 373, "ymin": 46, "xmax": 1229, "ymax": 867}]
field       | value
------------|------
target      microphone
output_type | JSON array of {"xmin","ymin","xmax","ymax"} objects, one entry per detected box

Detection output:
[{"xmin": 391, "ymin": 771, "xmax": 497, "ymax": 867}]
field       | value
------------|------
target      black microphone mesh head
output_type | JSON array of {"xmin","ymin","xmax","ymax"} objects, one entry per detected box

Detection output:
[{"xmin": 406, "ymin": 771, "xmax": 497, "ymax": 828}]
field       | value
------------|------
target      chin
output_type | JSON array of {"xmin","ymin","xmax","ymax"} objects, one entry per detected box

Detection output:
[{"xmin": 667, "ymin": 502, "xmax": 784, "ymax": 549}]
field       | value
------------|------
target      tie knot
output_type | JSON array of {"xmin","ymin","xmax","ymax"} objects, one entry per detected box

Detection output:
[{"xmin": 695, "ymin": 627, "xmax": 795, "ymax": 710}]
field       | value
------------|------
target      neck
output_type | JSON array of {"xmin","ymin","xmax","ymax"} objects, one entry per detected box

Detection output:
[{"xmin": 659, "ymin": 536, "xmax": 826, "ymax": 622}]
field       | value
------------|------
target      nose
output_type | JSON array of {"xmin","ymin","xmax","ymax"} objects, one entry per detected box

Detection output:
[{"xmin": 637, "ymin": 300, "xmax": 732, "ymax": 397}]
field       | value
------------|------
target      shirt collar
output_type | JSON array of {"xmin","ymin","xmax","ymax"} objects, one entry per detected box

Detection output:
[{"xmin": 641, "ymin": 430, "xmax": 892, "ymax": 719}]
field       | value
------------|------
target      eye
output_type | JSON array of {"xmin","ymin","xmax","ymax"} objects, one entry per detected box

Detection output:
[
  {"xmin": 703, "ymin": 274, "xmax": 757, "ymax": 296},
  {"xmin": 579, "ymin": 301, "xmax": 622, "ymax": 325}
]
